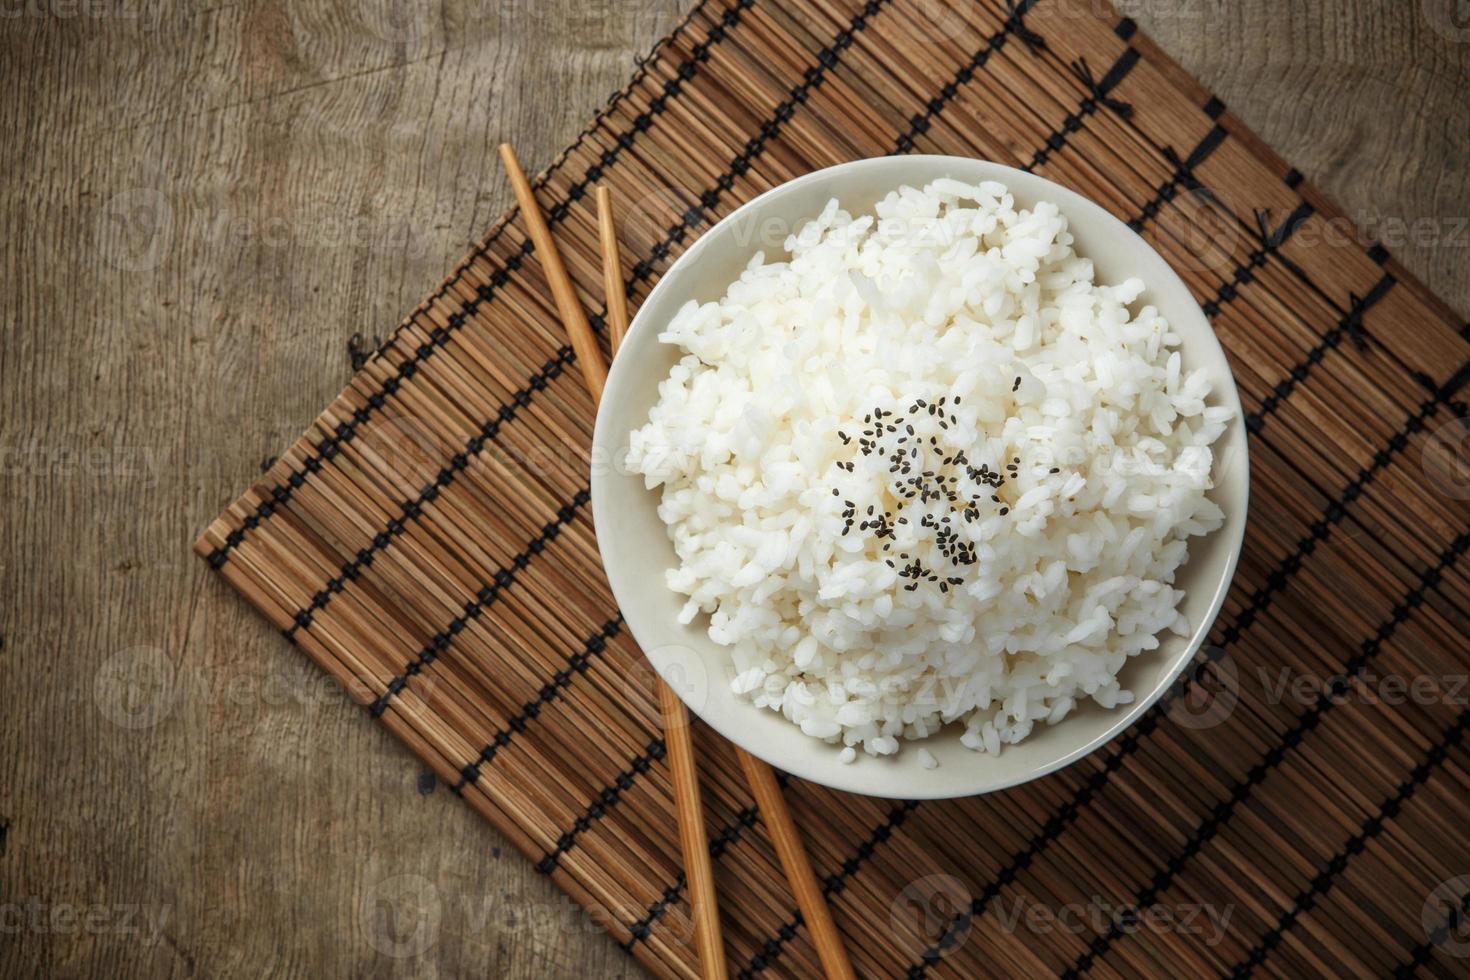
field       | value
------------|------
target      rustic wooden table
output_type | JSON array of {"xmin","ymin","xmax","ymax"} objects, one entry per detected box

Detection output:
[{"xmin": 3, "ymin": 1, "xmax": 1467, "ymax": 976}]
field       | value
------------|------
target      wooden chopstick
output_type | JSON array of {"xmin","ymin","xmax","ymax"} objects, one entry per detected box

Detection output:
[
  {"xmin": 596, "ymin": 185, "xmax": 728, "ymax": 980},
  {"xmin": 505, "ymin": 144, "xmax": 855, "ymax": 980},
  {"xmin": 736, "ymin": 751, "xmax": 856, "ymax": 980},
  {"xmin": 596, "ymin": 186, "xmax": 630, "ymax": 355},
  {"xmin": 597, "ymin": 182, "xmax": 855, "ymax": 980},
  {"xmin": 502, "ymin": 146, "xmax": 727, "ymax": 980},
  {"xmin": 498, "ymin": 144, "xmax": 605, "ymax": 404}
]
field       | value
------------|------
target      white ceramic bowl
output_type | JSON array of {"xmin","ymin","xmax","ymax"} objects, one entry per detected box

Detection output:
[{"xmin": 592, "ymin": 156, "xmax": 1248, "ymax": 799}]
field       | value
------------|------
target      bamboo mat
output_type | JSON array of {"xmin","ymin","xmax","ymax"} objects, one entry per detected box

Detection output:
[{"xmin": 193, "ymin": 0, "xmax": 1470, "ymax": 976}]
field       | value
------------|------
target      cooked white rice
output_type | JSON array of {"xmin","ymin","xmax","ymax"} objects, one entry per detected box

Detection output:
[{"xmin": 626, "ymin": 178, "xmax": 1227, "ymax": 761}]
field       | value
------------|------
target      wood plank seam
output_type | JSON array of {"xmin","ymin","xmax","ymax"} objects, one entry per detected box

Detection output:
[{"xmin": 196, "ymin": 0, "xmax": 754, "ymax": 570}]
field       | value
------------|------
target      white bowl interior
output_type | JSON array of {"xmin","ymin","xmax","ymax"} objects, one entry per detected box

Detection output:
[{"xmin": 592, "ymin": 156, "xmax": 1247, "ymax": 799}]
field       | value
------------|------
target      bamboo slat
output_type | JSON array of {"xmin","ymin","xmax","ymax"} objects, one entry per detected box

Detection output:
[{"xmin": 194, "ymin": 2, "xmax": 1470, "ymax": 977}]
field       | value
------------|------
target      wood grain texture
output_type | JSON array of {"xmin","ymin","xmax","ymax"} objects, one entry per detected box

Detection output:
[{"xmin": 1, "ymin": 1, "xmax": 1466, "ymax": 979}]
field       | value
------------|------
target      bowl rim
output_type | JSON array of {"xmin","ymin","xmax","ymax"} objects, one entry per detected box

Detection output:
[{"xmin": 593, "ymin": 155, "xmax": 1249, "ymax": 798}]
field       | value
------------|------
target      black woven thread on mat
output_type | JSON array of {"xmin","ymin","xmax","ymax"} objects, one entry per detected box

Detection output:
[
  {"xmin": 450, "ymin": 617, "xmax": 623, "ymax": 794},
  {"xmin": 625, "ymin": 0, "xmax": 890, "ymax": 286},
  {"xmin": 1246, "ymin": 274, "xmax": 1396, "ymax": 433},
  {"xmin": 1021, "ymin": 47, "xmax": 1419, "ymax": 433},
  {"xmin": 1023, "ymin": 49, "xmax": 1138, "ymax": 173},
  {"xmin": 1127, "ymin": 125, "xmax": 1227, "ymax": 232},
  {"xmin": 750, "ymin": 96, "xmax": 1443, "ymax": 975},
  {"xmin": 435, "ymin": 0, "xmax": 752, "ymax": 297},
  {"xmin": 1227, "ymin": 708, "xmax": 1470, "ymax": 978},
  {"xmin": 535, "ymin": 736, "xmax": 668, "ymax": 875},
  {"xmin": 201, "ymin": 0, "xmax": 760, "ymax": 571},
  {"xmin": 747, "ymin": 203, "xmax": 1321, "ymax": 975},
  {"xmin": 890, "ymin": 0, "xmax": 1043, "ymax": 156},
  {"xmin": 906, "ymin": 370, "xmax": 1470, "ymax": 977},
  {"xmin": 1199, "ymin": 200, "xmax": 1314, "ymax": 317},
  {"xmin": 1057, "ymin": 528, "xmax": 1470, "ymax": 979},
  {"xmin": 1395, "ymin": 884, "xmax": 1470, "ymax": 977},
  {"xmin": 617, "ymin": 3, "xmax": 1052, "ymax": 954},
  {"xmin": 697, "ymin": 26, "xmax": 1416, "ymax": 972},
  {"xmin": 735, "ymin": 801, "xmax": 919, "ymax": 977},
  {"xmin": 420, "ymin": 0, "xmax": 894, "ymax": 868},
  {"xmin": 281, "ymin": 422, "xmax": 584, "ymax": 642},
  {"xmin": 1129, "ymin": 162, "xmax": 1447, "ymax": 435},
  {"xmin": 360, "ymin": 489, "xmax": 591, "ymax": 718},
  {"xmin": 619, "ymin": 802, "xmax": 764, "ymax": 950},
  {"xmin": 318, "ymin": 0, "xmax": 887, "ymax": 720}
]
